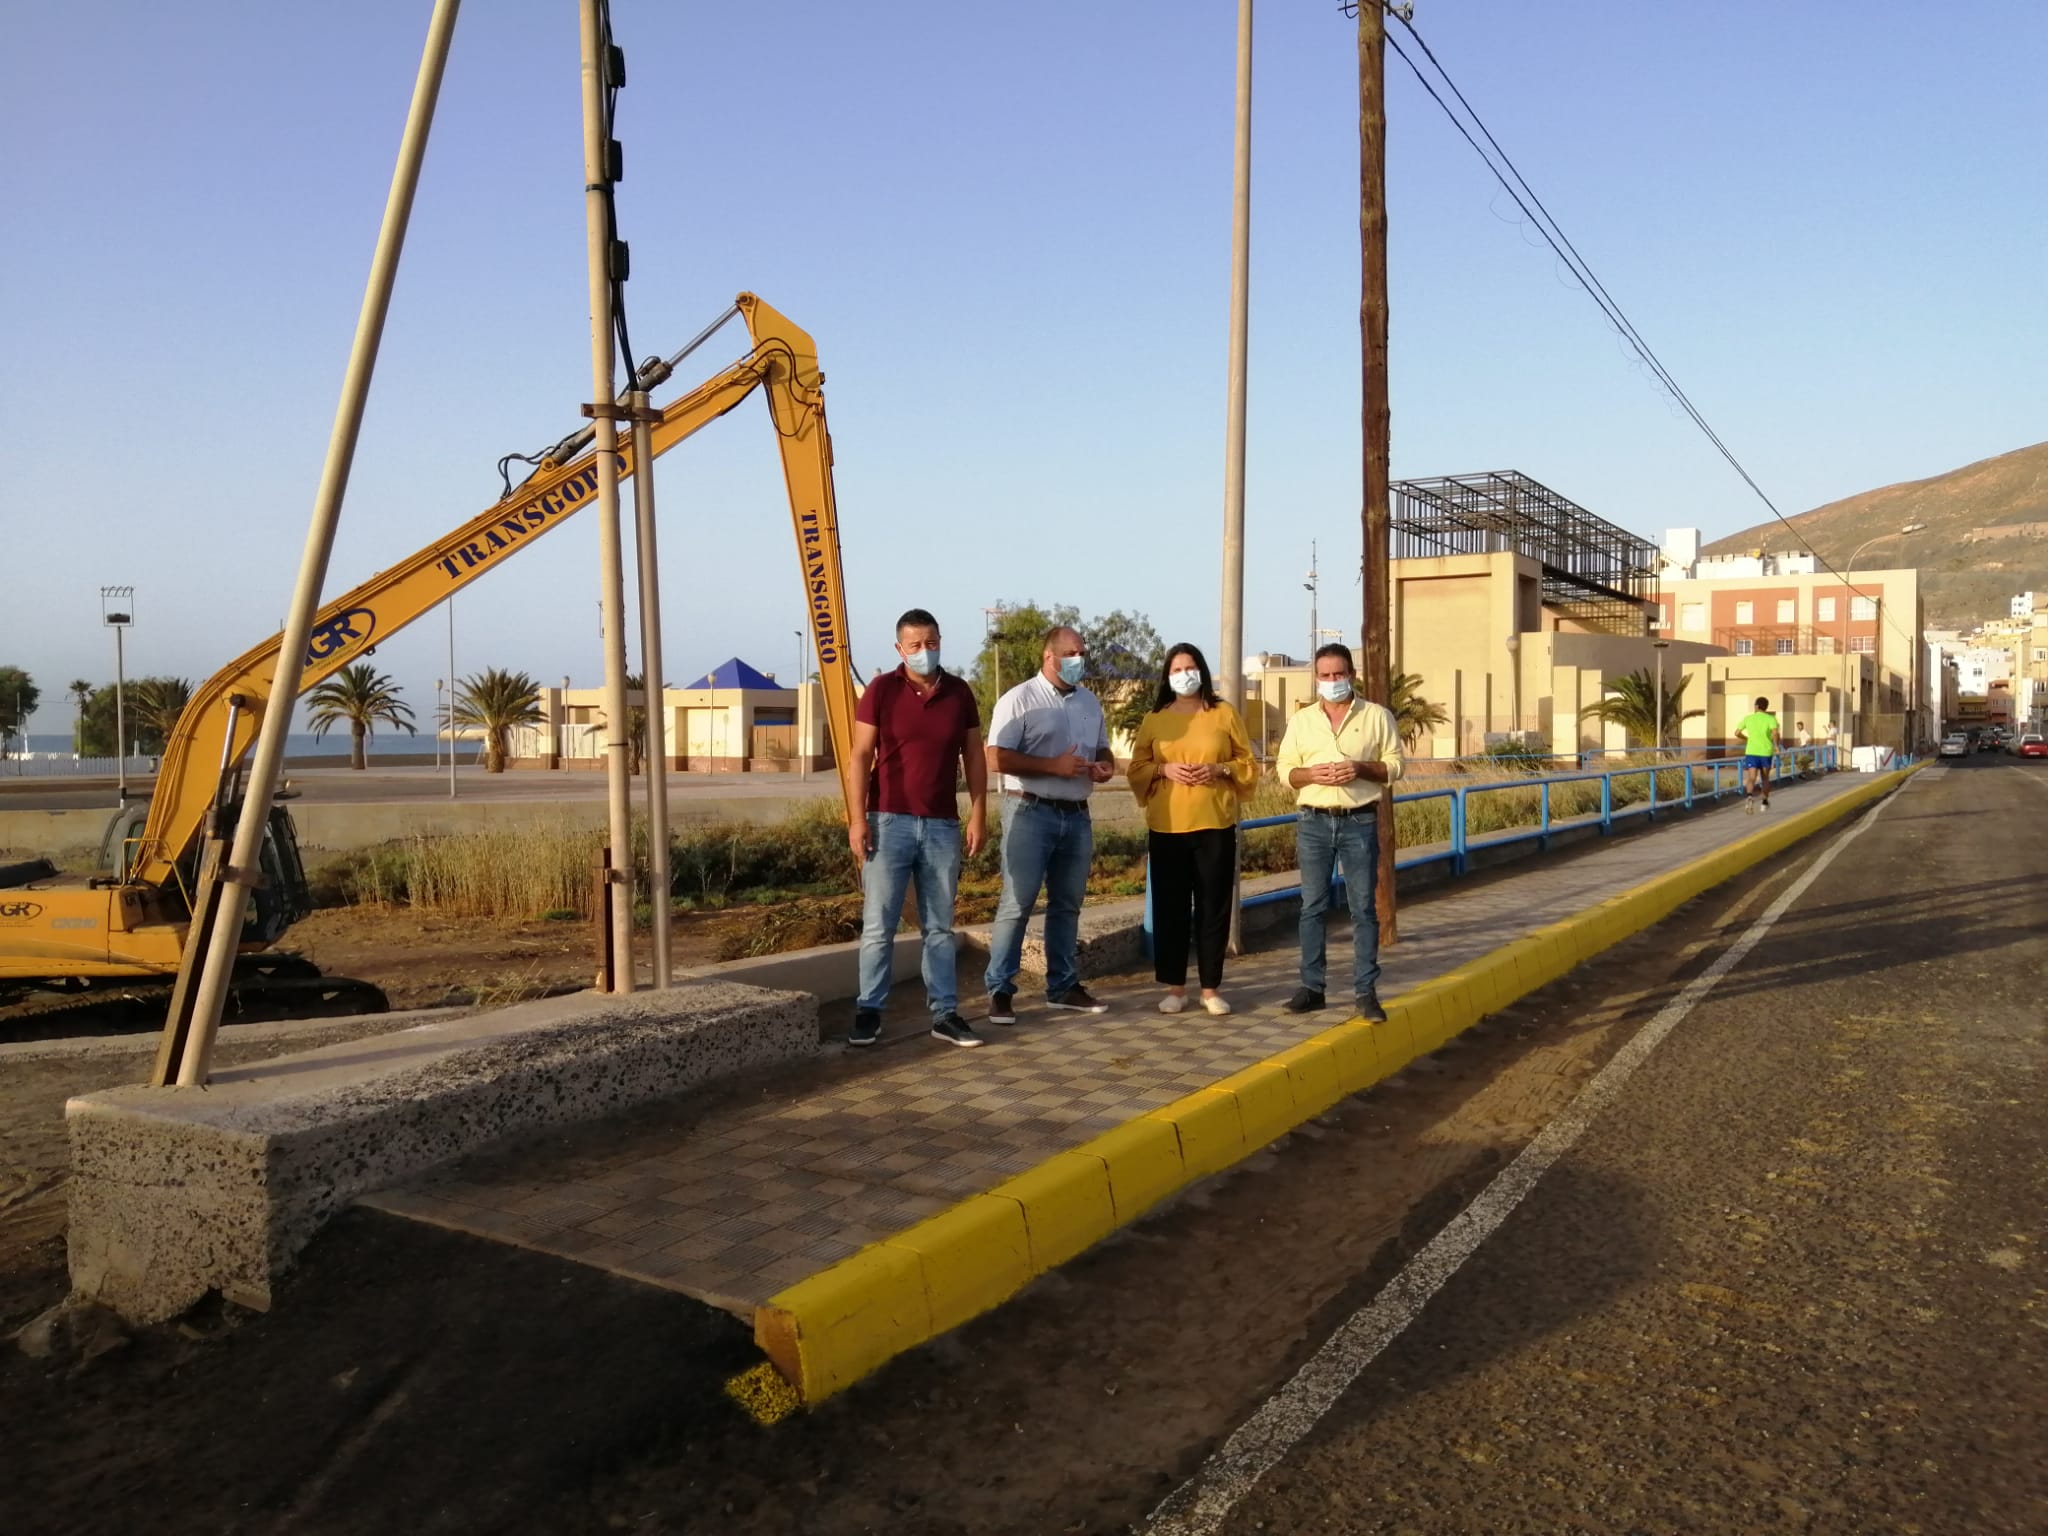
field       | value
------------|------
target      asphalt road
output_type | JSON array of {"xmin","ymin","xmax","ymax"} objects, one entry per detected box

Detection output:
[{"xmin": 1171, "ymin": 757, "xmax": 2048, "ymax": 1535}]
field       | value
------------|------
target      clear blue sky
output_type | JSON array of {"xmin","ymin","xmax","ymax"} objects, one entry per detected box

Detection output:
[{"xmin": 5, "ymin": 0, "xmax": 2043, "ymax": 732}]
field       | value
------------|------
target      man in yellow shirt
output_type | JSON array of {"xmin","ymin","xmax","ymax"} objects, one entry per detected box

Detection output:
[{"xmin": 1274, "ymin": 643, "xmax": 1404, "ymax": 1021}]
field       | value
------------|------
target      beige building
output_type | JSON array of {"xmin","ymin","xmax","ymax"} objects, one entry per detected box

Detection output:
[
  {"xmin": 510, "ymin": 658, "xmax": 830, "ymax": 773},
  {"xmin": 1652, "ymin": 562, "xmax": 1927, "ymax": 751},
  {"xmin": 1270, "ymin": 546, "xmax": 1918, "ymax": 762},
  {"xmin": 1384, "ymin": 550, "xmax": 1729, "ymax": 758}
]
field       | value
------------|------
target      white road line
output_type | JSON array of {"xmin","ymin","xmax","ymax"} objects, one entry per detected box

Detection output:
[{"xmin": 1143, "ymin": 780, "xmax": 1914, "ymax": 1535}]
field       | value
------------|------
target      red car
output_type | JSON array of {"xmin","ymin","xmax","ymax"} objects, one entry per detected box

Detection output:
[{"xmin": 2019, "ymin": 734, "xmax": 2048, "ymax": 759}]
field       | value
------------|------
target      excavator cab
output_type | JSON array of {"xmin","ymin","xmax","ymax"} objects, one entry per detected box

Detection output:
[
  {"xmin": 95, "ymin": 798, "xmax": 309, "ymax": 942},
  {"xmin": 248, "ymin": 805, "xmax": 313, "ymax": 944},
  {"xmin": 96, "ymin": 803, "xmax": 151, "ymax": 881}
]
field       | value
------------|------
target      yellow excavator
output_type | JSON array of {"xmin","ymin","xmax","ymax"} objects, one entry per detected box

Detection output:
[{"xmin": 0, "ymin": 294, "xmax": 858, "ymax": 1016}]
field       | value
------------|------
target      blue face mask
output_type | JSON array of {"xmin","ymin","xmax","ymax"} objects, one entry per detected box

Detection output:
[
  {"xmin": 904, "ymin": 646, "xmax": 939, "ymax": 676},
  {"xmin": 1057, "ymin": 655, "xmax": 1086, "ymax": 687}
]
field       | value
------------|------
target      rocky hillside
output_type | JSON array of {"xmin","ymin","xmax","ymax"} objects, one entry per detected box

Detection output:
[{"xmin": 1703, "ymin": 441, "xmax": 2048, "ymax": 628}]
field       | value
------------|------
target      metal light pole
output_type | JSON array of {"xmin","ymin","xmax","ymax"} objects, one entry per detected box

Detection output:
[
  {"xmin": 433, "ymin": 678, "xmax": 443, "ymax": 770},
  {"xmin": 101, "ymin": 586, "xmax": 134, "ymax": 806},
  {"xmin": 795, "ymin": 628, "xmax": 809, "ymax": 781},
  {"xmin": 1305, "ymin": 542, "xmax": 1319, "ymax": 664},
  {"xmin": 175, "ymin": 0, "xmax": 461, "ymax": 1087},
  {"xmin": 1652, "ymin": 638, "xmax": 1670, "ymax": 754},
  {"xmin": 578, "ymin": 0, "xmax": 636, "ymax": 990},
  {"xmin": 1503, "ymin": 633, "xmax": 1521, "ymax": 741},
  {"xmin": 1217, "ymin": 0, "xmax": 1253, "ymax": 713},
  {"xmin": 447, "ymin": 595, "xmax": 458, "ymax": 797},
  {"xmin": 629, "ymin": 384, "xmax": 673, "ymax": 987},
  {"xmin": 1840, "ymin": 521, "xmax": 1924, "ymax": 752}
]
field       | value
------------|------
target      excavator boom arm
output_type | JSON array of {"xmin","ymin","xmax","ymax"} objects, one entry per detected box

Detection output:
[{"xmin": 131, "ymin": 293, "xmax": 858, "ymax": 892}]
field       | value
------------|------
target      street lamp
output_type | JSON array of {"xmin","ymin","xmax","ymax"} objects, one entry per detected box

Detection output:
[
  {"xmin": 1652, "ymin": 639, "xmax": 1671, "ymax": 754},
  {"xmin": 100, "ymin": 586, "xmax": 134, "ymax": 806},
  {"xmin": 794, "ymin": 627, "xmax": 808, "ymax": 780},
  {"xmin": 1839, "ymin": 522, "xmax": 1926, "ymax": 750},
  {"xmin": 1502, "ymin": 633, "xmax": 1521, "ymax": 743},
  {"xmin": 984, "ymin": 605, "xmax": 1012, "ymax": 700}
]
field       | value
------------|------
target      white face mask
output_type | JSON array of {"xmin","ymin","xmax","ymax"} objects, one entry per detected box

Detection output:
[
  {"xmin": 903, "ymin": 646, "xmax": 939, "ymax": 676},
  {"xmin": 1168, "ymin": 669, "xmax": 1203, "ymax": 697},
  {"xmin": 1318, "ymin": 677, "xmax": 1353, "ymax": 703}
]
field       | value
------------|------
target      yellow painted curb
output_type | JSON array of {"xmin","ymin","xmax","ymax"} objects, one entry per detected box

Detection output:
[
  {"xmin": 755, "ymin": 1240, "xmax": 929, "ymax": 1403},
  {"xmin": 883, "ymin": 1193, "xmax": 1032, "ymax": 1337},
  {"xmin": 752, "ymin": 767, "xmax": 1916, "ymax": 1403},
  {"xmin": 1270, "ymin": 1037, "xmax": 1345, "ymax": 1118},
  {"xmin": 1215, "ymin": 1059, "xmax": 1300, "ymax": 1150},
  {"xmin": 993, "ymin": 1151, "xmax": 1117, "ymax": 1272},
  {"xmin": 1077, "ymin": 1117, "xmax": 1186, "ymax": 1223},
  {"xmin": 1148, "ymin": 1085, "xmax": 1247, "ymax": 1178}
]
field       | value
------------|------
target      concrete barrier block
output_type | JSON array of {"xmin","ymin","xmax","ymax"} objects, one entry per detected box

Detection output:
[
  {"xmin": 995, "ymin": 1152, "xmax": 1118, "ymax": 1273},
  {"xmin": 66, "ymin": 981, "xmax": 817, "ymax": 1324},
  {"xmin": 883, "ymin": 1194, "xmax": 1033, "ymax": 1337},
  {"xmin": 1270, "ymin": 1038, "xmax": 1344, "ymax": 1118},
  {"xmin": 1077, "ymin": 1118, "xmax": 1186, "ymax": 1223},
  {"xmin": 1214, "ymin": 1060, "xmax": 1298, "ymax": 1149},
  {"xmin": 1149, "ymin": 1086, "xmax": 1246, "ymax": 1178},
  {"xmin": 756, "ymin": 1241, "xmax": 931, "ymax": 1401}
]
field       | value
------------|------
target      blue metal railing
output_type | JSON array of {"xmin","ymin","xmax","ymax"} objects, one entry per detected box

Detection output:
[{"xmin": 1141, "ymin": 744, "xmax": 1840, "ymax": 954}]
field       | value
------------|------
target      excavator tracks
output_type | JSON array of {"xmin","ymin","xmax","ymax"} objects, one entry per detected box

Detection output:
[{"xmin": 1, "ymin": 956, "xmax": 388, "ymax": 1042}]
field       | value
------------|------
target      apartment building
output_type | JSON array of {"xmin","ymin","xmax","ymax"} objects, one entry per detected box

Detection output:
[{"xmin": 1654, "ymin": 532, "xmax": 1926, "ymax": 749}]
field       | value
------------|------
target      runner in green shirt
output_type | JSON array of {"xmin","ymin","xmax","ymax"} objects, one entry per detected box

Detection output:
[{"xmin": 1733, "ymin": 697, "xmax": 1780, "ymax": 813}]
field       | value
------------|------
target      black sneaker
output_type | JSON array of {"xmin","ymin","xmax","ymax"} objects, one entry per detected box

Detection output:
[
  {"xmin": 1047, "ymin": 986, "xmax": 1109, "ymax": 1014},
  {"xmin": 1282, "ymin": 987, "xmax": 1326, "ymax": 1015},
  {"xmin": 930, "ymin": 1013, "xmax": 984, "ymax": 1048},
  {"xmin": 987, "ymin": 991, "xmax": 1017, "ymax": 1026},
  {"xmin": 848, "ymin": 1009, "xmax": 882, "ymax": 1047},
  {"xmin": 1355, "ymin": 990, "xmax": 1388, "ymax": 1023}
]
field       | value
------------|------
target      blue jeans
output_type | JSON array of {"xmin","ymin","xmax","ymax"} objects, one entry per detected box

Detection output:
[
  {"xmin": 1296, "ymin": 809, "xmax": 1381, "ymax": 998},
  {"xmin": 857, "ymin": 813, "xmax": 962, "ymax": 1019},
  {"xmin": 983, "ymin": 797, "xmax": 1093, "ymax": 998}
]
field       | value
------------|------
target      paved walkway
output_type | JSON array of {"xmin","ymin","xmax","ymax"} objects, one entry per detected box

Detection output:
[{"xmin": 362, "ymin": 773, "xmax": 1876, "ymax": 1315}]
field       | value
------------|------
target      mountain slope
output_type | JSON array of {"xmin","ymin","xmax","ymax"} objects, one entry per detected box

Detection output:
[{"xmin": 1702, "ymin": 441, "xmax": 2048, "ymax": 628}]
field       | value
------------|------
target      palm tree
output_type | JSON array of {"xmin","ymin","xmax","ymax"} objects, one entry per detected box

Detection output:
[
  {"xmin": 126, "ymin": 677, "xmax": 193, "ymax": 754},
  {"xmin": 454, "ymin": 667, "xmax": 542, "ymax": 773},
  {"xmin": 1579, "ymin": 668, "xmax": 1703, "ymax": 748},
  {"xmin": 305, "ymin": 662, "xmax": 416, "ymax": 770},
  {"xmin": 69, "ymin": 679, "xmax": 93, "ymax": 755},
  {"xmin": 1390, "ymin": 671, "xmax": 1450, "ymax": 748}
]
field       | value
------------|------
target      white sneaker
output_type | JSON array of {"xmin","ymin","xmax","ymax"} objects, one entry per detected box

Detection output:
[
  {"xmin": 1159, "ymin": 993, "xmax": 1186, "ymax": 1014},
  {"xmin": 1202, "ymin": 994, "xmax": 1232, "ymax": 1016}
]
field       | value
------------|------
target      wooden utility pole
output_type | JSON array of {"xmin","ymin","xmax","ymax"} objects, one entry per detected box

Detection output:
[{"xmin": 1358, "ymin": 0, "xmax": 1398, "ymax": 944}]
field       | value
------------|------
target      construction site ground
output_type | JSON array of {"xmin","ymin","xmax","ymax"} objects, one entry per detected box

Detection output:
[{"xmin": 6, "ymin": 766, "xmax": 2033, "ymax": 1535}]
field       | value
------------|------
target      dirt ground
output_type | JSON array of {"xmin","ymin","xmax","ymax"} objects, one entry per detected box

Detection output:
[{"xmin": 0, "ymin": 854, "xmax": 1798, "ymax": 1536}]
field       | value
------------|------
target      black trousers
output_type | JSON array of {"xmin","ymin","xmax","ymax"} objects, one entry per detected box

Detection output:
[{"xmin": 1149, "ymin": 827, "xmax": 1236, "ymax": 990}]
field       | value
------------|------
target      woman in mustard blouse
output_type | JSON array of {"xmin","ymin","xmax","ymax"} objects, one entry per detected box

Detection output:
[{"xmin": 1127, "ymin": 643, "xmax": 1256, "ymax": 1015}]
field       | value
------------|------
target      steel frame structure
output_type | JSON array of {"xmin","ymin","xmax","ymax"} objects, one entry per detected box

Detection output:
[{"xmin": 1391, "ymin": 471, "xmax": 1660, "ymax": 636}]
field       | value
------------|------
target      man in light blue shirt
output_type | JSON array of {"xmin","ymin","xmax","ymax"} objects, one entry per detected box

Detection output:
[{"xmin": 983, "ymin": 625, "xmax": 1114, "ymax": 1024}]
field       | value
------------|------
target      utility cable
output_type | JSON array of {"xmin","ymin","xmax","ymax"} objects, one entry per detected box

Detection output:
[{"xmin": 1379, "ymin": 8, "xmax": 1921, "ymax": 663}]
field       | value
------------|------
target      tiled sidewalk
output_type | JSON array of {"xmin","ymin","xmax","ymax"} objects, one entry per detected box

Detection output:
[{"xmin": 361, "ymin": 774, "xmax": 1873, "ymax": 1314}]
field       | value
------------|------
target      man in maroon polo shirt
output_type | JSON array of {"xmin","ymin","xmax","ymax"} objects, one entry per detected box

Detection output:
[{"xmin": 846, "ymin": 608, "xmax": 988, "ymax": 1048}]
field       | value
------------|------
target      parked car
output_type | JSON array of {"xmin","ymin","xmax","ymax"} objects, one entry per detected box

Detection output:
[
  {"xmin": 2019, "ymin": 734, "xmax": 2047, "ymax": 759},
  {"xmin": 1939, "ymin": 734, "xmax": 1969, "ymax": 758}
]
